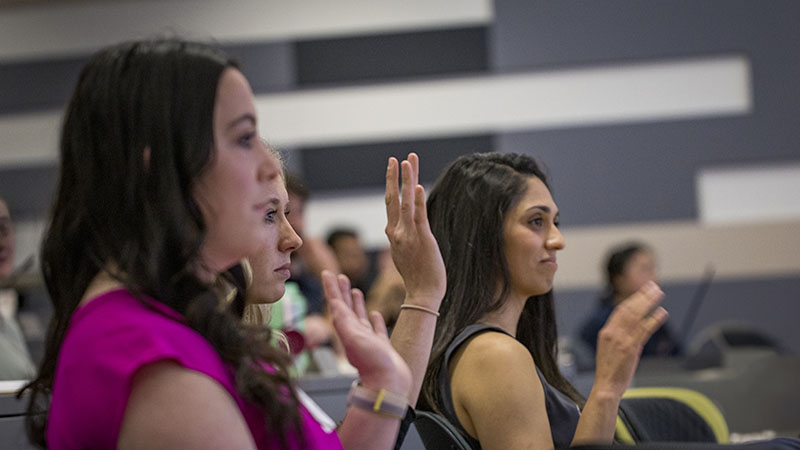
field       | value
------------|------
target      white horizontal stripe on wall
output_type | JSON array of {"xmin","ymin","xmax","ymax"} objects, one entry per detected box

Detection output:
[
  {"xmin": 697, "ymin": 162, "xmax": 800, "ymax": 225},
  {"xmin": 258, "ymin": 55, "xmax": 751, "ymax": 148},
  {"xmin": 0, "ymin": 0, "xmax": 493, "ymax": 62},
  {"xmin": 306, "ymin": 190, "xmax": 390, "ymax": 250},
  {"xmin": 302, "ymin": 191, "xmax": 800, "ymax": 289},
  {"xmin": 0, "ymin": 55, "xmax": 752, "ymax": 167},
  {"xmin": 0, "ymin": 111, "xmax": 62, "ymax": 168},
  {"xmin": 554, "ymin": 219, "xmax": 800, "ymax": 290}
]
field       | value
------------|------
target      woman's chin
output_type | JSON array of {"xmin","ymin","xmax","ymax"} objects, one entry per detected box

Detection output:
[{"xmin": 266, "ymin": 286, "xmax": 286, "ymax": 304}]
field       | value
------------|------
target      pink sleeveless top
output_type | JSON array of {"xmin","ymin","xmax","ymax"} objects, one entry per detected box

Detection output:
[{"xmin": 47, "ymin": 289, "xmax": 343, "ymax": 449}]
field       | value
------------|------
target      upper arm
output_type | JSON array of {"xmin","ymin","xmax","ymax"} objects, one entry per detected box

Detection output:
[
  {"xmin": 118, "ymin": 361, "xmax": 257, "ymax": 450},
  {"xmin": 450, "ymin": 333, "xmax": 555, "ymax": 450}
]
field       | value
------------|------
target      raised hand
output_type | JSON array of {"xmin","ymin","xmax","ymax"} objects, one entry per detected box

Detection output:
[
  {"xmin": 384, "ymin": 153, "xmax": 446, "ymax": 308},
  {"xmin": 321, "ymin": 270, "xmax": 411, "ymax": 395},
  {"xmin": 593, "ymin": 281, "xmax": 668, "ymax": 397},
  {"xmin": 383, "ymin": 153, "xmax": 446, "ymax": 408}
]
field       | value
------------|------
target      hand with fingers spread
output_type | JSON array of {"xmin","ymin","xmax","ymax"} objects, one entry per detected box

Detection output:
[
  {"xmin": 593, "ymin": 281, "xmax": 668, "ymax": 398},
  {"xmin": 321, "ymin": 270, "xmax": 411, "ymax": 395},
  {"xmin": 384, "ymin": 153, "xmax": 446, "ymax": 310}
]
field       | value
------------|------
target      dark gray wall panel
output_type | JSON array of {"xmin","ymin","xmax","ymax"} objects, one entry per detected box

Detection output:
[
  {"xmin": 0, "ymin": 57, "xmax": 85, "ymax": 115},
  {"xmin": 0, "ymin": 164, "xmax": 58, "ymax": 221},
  {"xmin": 492, "ymin": 1, "xmax": 800, "ymax": 225},
  {"xmin": 295, "ymin": 27, "xmax": 488, "ymax": 86},
  {"xmin": 555, "ymin": 275, "xmax": 800, "ymax": 356},
  {"xmin": 499, "ymin": 116, "xmax": 800, "ymax": 226},
  {"xmin": 491, "ymin": 0, "xmax": 800, "ymax": 71},
  {"xmin": 0, "ymin": 41, "xmax": 295, "ymax": 116},
  {"xmin": 223, "ymin": 41, "xmax": 296, "ymax": 93},
  {"xmin": 299, "ymin": 135, "xmax": 494, "ymax": 192}
]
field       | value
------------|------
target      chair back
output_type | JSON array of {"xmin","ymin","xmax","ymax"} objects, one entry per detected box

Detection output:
[
  {"xmin": 615, "ymin": 387, "xmax": 729, "ymax": 444},
  {"xmin": 414, "ymin": 410, "xmax": 477, "ymax": 450}
]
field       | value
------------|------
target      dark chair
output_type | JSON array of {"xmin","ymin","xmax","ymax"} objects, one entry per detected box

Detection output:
[
  {"xmin": 414, "ymin": 410, "xmax": 476, "ymax": 450},
  {"xmin": 615, "ymin": 387, "xmax": 729, "ymax": 444}
]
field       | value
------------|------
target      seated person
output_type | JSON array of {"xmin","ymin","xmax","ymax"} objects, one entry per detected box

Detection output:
[
  {"xmin": 0, "ymin": 196, "xmax": 36, "ymax": 380},
  {"xmin": 419, "ymin": 153, "xmax": 668, "ymax": 449},
  {"xmin": 285, "ymin": 173, "xmax": 340, "ymax": 316},
  {"xmin": 21, "ymin": 38, "xmax": 423, "ymax": 450},
  {"xmin": 326, "ymin": 228, "xmax": 373, "ymax": 293},
  {"xmin": 365, "ymin": 249, "xmax": 405, "ymax": 331},
  {"xmin": 579, "ymin": 242, "xmax": 681, "ymax": 358},
  {"xmin": 242, "ymin": 249, "xmax": 314, "ymax": 375}
]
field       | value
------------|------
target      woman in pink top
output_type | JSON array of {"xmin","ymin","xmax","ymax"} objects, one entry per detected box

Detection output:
[{"xmin": 21, "ymin": 38, "xmax": 445, "ymax": 450}]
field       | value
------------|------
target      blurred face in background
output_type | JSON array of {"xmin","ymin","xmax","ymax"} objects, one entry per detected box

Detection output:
[
  {"xmin": 286, "ymin": 191, "xmax": 306, "ymax": 238},
  {"xmin": 0, "ymin": 199, "xmax": 15, "ymax": 280},
  {"xmin": 614, "ymin": 250, "xmax": 657, "ymax": 300},
  {"xmin": 331, "ymin": 234, "xmax": 368, "ymax": 284}
]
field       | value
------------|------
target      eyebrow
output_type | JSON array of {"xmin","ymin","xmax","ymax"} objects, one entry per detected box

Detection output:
[
  {"xmin": 526, "ymin": 205, "xmax": 560, "ymax": 217},
  {"xmin": 526, "ymin": 205, "xmax": 553, "ymax": 214},
  {"xmin": 227, "ymin": 113, "xmax": 256, "ymax": 130}
]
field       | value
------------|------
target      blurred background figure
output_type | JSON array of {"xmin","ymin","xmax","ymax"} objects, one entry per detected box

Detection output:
[
  {"xmin": 326, "ymin": 227, "xmax": 373, "ymax": 293},
  {"xmin": 285, "ymin": 172, "xmax": 340, "ymax": 317},
  {"xmin": 0, "ymin": 196, "xmax": 36, "ymax": 380},
  {"xmin": 578, "ymin": 241, "xmax": 681, "ymax": 358},
  {"xmin": 281, "ymin": 173, "xmax": 352, "ymax": 372},
  {"xmin": 365, "ymin": 249, "xmax": 406, "ymax": 332}
]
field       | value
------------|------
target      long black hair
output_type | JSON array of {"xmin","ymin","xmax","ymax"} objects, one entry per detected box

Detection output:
[
  {"xmin": 421, "ymin": 152, "xmax": 584, "ymax": 414},
  {"xmin": 22, "ymin": 38, "xmax": 302, "ymax": 449}
]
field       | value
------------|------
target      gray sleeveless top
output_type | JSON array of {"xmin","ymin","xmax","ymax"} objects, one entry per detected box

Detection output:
[{"xmin": 437, "ymin": 323, "xmax": 581, "ymax": 449}]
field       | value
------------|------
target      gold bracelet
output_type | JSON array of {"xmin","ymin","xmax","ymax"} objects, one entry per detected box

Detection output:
[
  {"xmin": 347, "ymin": 380, "xmax": 408, "ymax": 420},
  {"xmin": 399, "ymin": 303, "xmax": 440, "ymax": 317}
]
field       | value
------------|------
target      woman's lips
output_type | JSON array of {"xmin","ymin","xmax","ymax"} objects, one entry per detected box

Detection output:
[
  {"xmin": 275, "ymin": 264, "xmax": 291, "ymax": 278},
  {"xmin": 541, "ymin": 257, "xmax": 558, "ymax": 269}
]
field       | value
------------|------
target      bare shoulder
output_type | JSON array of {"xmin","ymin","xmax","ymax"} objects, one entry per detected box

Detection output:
[
  {"xmin": 450, "ymin": 330, "xmax": 541, "ymax": 405},
  {"xmin": 449, "ymin": 331, "xmax": 552, "ymax": 449},
  {"xmin": 118, "ymin": 361, "xmax": 257, "ymax": 450},
  {"xmin": 459, "ymin": 330, "xmax": 533, "ymax": 369}
]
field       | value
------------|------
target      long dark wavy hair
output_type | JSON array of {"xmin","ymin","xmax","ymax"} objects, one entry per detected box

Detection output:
[
  {"xmin": 421, "ymin": 152, "xmax": 585, "ymax": 414},
  {"xmin": 21, "ymin": 38, "xmax": 302, "ymax": 449}
]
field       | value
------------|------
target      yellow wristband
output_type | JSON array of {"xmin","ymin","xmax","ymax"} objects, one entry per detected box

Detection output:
[{"xmin": 346, "ymin": 380, "xmax": 408, "ymax": 420}]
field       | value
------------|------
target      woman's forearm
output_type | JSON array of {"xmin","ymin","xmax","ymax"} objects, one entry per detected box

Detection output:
[
  {"xmin": 389, "ymin": 293, "xmax": 440, "ymax": 407},
  {"xmin": 570, "ymin": 389, "xmax": 620, "ymax": 446},
  {"xmin": 337, "ymin": 405, "xmax": 403, "ymax": 450}
]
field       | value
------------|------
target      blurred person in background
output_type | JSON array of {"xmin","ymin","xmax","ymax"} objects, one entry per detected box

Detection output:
[
  {"xmin": 579, "ymin": 241, "xmax": 681, "ymax": 358},
  {"xmin": 0, "ymin": 196, "xmax": 36, "ymax": 380},
  {"xmin": 326, "ymin": 228, "xmax": 372, "ymax": 294},
  {"xmin": 366, "ymin": 249, "xmax": 406, "ymax": 332},
  {"xmin": 284, "ymin": 173, "xmax": 340, "ymax": 349}
]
